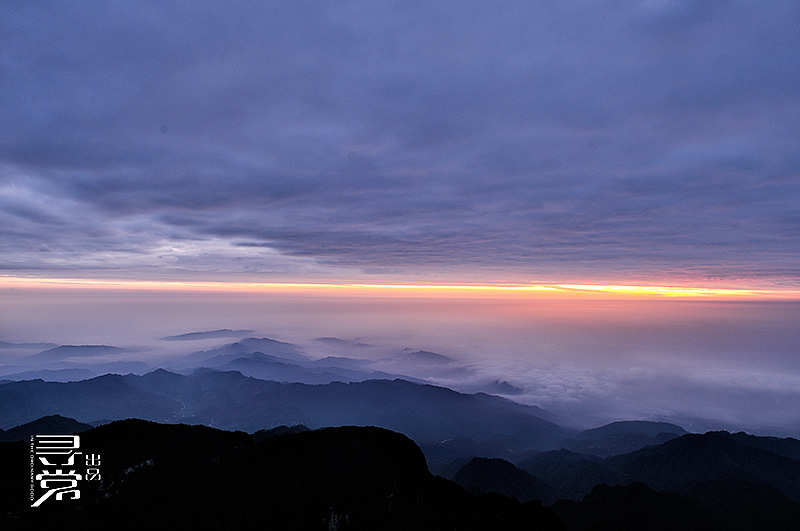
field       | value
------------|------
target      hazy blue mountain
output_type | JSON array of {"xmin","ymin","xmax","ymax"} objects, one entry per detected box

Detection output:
[
  {"xmin": 312, "ymin": 355, "xmax": 372, "ymax": 369},
  {"xmin": 561, "ymin": 420, "xmax": 687, "ymax": 457},
  {"xmin": 472, "ymin": 392, "xmax": 554, "ymax": 421},
  {"xmin": 420, "ymin": 393, "xmax": 572, "ymax": 474},
  {"xmin": 574, "ymin": 420, "xmax": 686, "ymax": 439},
  {"xmin": 174, "ymin": 337, "xmax": 309, "ymax": 368},
  {"xmin": 230, "ymin": 337, "xmax": 308, "ymax": 361},
  {"xmin": 0, "ymin": 387, "xmax": 40, "ymax": 429},
  {"xmin": 0, "ymin": 369, "xmax": 567, "ymax": 455},
  {"xmin": 0, "ymin": 341, "xmax": 58, "ymax": 350},
  {"xmin": 199, "ymin": 350, "xmax": 417, "ymax": 385},
  {"xmin": 0, "ymin": 414, "xmax": 92, "ymax": 442},
  {"xmin": 453, "ymin": 457, "xmax": 559, "ymax": 504},
  {"xmin": 0, "ymin": 374, "xmax": 179, "ymax": 429},
  {"xmin": 0, "ymin": 362, "xmax": 150, "ymax": 382},
  {"xmin": 93, "ymin": 361, "xmax": 151, "ymax": 374},
  {"xmin": 218, "ymin": 354, "xmax": 351, "ymax": 383},
  {"xmin": 173, "ymin": 337, "xmax": 458, "ymax": 386},
  {"xmin": 0, "ymin": 368, "xmax": 96, "ymax": 382},
  {"xmin": 306, "ymin": 357, "xmax": 417, "ymax": 382},
  {"xmin": 32, "ymin": 345, "xmax": 127, "ymax": 361},
  {"xmin": 315, "ymin": 337, "xmax": 371, "ymax": 348},
  {"xmin": 404, "ymin": 349, "xmax": 454, "ymax": 364},
  {"xmin": 161, "ymin": 329, "xmax": 254, "ymax": 341}
]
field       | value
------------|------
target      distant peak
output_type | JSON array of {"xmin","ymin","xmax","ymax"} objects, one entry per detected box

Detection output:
[
  {"xmin": 161, "ymin": 329, "xmax": 254, "ymax": 341},
  {"xmin": 405, "ymin": 350, "xmax": 453, "ymax": 364}
]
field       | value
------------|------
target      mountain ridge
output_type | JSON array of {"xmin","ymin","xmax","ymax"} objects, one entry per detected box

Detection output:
[
  {"xmin": 0, "ymin": 369, "xmax": 567, "ymax": 453},
  {"xmin": 0, "ymin": 420, "xmax": 564, "ymax": 530}
]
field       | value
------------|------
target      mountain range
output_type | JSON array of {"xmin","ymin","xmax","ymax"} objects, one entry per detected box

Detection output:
[
  {"xmin": 0, "ymin": 369, "xmax": 568, "ymax": 454},
  {"xmin": 0, "ymin": 419, "xmax": 563, "ymax": 530},
  {"xmin": 3, "ymin": 333, "xmax": 799, "ymax": 528},
  {"xmin": 3, "ymin": 417, "xmax": 799, "ymax": 530}
]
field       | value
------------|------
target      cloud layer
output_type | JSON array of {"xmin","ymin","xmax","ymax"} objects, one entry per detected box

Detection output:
[{"xmin": 2, "ymin": 1, "xmax": 799, "ymax": 284}]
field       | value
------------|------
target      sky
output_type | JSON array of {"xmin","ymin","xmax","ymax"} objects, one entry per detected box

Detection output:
[
  {"xmin": 1, "ymin": 0, "xmax": 799, "ymax": 288},
  {"xmin": 1, "ymin": 2, "xmax": 800, "ymax": 436}
]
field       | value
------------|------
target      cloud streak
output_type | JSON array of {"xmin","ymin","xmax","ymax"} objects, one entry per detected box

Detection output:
[{"xmin": 1, "ymin": 1, "xmax": 799, "ymax": 285}]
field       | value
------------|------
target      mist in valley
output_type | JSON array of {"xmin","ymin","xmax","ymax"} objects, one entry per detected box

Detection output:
[{"xmin": 2, "ymin": 288, "xmax": 799, "ymax": 437}]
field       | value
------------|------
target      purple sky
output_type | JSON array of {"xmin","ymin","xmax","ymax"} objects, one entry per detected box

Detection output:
[{"xmin": 1, "ymin": 1, "xmax": 799, "ymax": 286}]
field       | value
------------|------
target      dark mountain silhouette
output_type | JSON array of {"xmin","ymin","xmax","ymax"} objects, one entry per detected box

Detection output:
[
  {"xmin": 0, "ymin": 369, "xmax": 567, "ymax": 453},
  {"xmin": 423, "ymin": 436, "xmax": 525, "ymax": 476},
  {"xmin": 439, "ymin": 455, "xmax": 476, "ymax": 479},
  {"xmin": 0, "ymin": 420, "xmax": 564, "ymax": 530},
  {"xmin": 2, "ymin": 416, "xmax": 799, "ymax": 528},
  {"xmin": 420, "ymin": 391, "xmax": 565, "ymax": 474},
  {"xmin": 0, "ymin": 414, "xmax": 92, "ymax": 442},
  {"xmin": 553, "ymin": 478, "xmax": 800, "ymax": 531},
  {"xmin": 453, "ymin": 457, "xmax": 559, "ymax": 504},
  {"xmin": 519, "ymin": 429, "xmax": 800, "ymax": 513},
  {"xmin": 679, "ymin": 478, "xmax": 800, "ymax": 530},
  {"xmin": 252, "ymin": 423, "xmax": 309, "ymax": 442},
  {"xmin": 561, "ymin": 420, "xmax": 686, "ymax": 457},
  {"xmin": 725, "ymin": 430, "xmax": 800, "ymax": 461},
  {"xmin": 161, "ymin": 329, "xmax": 254, "ymax": 341},
  {"xmin": 604, "ymin": 430, "xmax": 800, "ymax": 503},
  {"xmin": 553, "ymin": 482, "xmax": 712, "ymax": 531},
  {"xmin": 518, "ymin": 449, "xmax": 622, "ymax": 501}
]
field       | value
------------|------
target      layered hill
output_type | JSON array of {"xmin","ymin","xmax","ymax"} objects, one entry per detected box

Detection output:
[
  {"xmin": 0, "ymin": 369, "xmax": 567, "ymax": 452},
  {"xmin": 560, "ymin": 420, "xmax": 686, "ymax": 457},
  {"xmin": 4, "ymin": 413, "xmax": 800, "ymax": 529},
  {"xmin": 452, "ymin": 457, "xmax": 559, "ymax": 504},
  {"xmin": 0, "ymin": 420, "xmax": 564, "ymax": 530}
]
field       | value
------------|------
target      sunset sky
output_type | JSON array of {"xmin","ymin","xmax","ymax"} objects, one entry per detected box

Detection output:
[
  {"xmin": 2, "ymin": 2, "xmax": 800, "ymax": 437},
  {"xmin": 1, "ymin": 1, "xmax": 799, "ymax": 291}
]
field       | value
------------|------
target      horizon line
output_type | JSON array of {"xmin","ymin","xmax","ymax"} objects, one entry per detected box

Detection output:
[{"xmin": 2, "ymin": 276, "xmax": 799, "ymax": 300}]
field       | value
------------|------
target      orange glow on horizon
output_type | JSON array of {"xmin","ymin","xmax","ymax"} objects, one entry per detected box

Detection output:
[{"xmin": 1, "ymin": 276, "xmax": 799, "ymax": 300}]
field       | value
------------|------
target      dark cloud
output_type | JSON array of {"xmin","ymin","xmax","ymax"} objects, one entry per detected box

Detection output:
[{"xmin": 1, "ymin": 0, "xmax": 798, "ymax": 283}]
